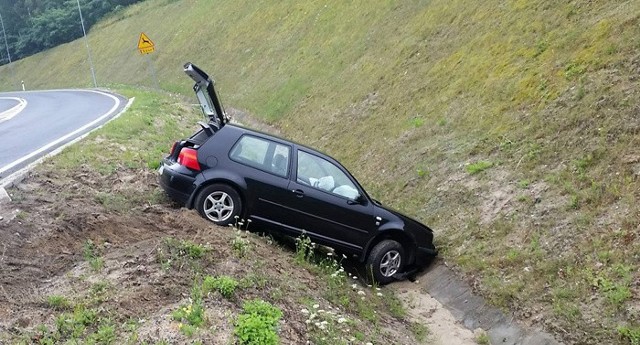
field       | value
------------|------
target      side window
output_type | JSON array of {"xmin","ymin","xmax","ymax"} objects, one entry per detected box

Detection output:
[
  {"xmin": 271, "ymin": 144, "xmax": 290, "ymax": 177},
  {"xmin": 230, "ymin": 135, "xmax": 291, "ymax": 177},
  {"xmin": 296, "ymin": 151, "xmax": 360, "ymax": 200}
]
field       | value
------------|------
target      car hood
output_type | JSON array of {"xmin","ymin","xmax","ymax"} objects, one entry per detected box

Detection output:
[{"xmin": 183, "ymin": 62, "xmax": 229, "ymax": 129}]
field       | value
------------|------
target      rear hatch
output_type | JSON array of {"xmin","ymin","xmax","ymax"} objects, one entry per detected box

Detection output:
[
  {"xmin": 164, "ymin": 63, "xmax": 229, "ymax": 171},
  {"xmin": 183, "ymin": 62, "xmax": 229, "ymax": 130}
]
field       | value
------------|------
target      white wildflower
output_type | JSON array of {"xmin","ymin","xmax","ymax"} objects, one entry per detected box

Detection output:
[
  {"xmin": 357, "ymin": 290, "xmax": 366, "ymax": 296},
  {"xmin": 313, "ymin": 304, "xmax": 320, "ymax": 309},
  {"xmin": 301, "ymin": 309, "xmax": 309, "ymax": 314},
  {"xmin": 337, "ymin": 317, "xmax": 347, "ymax": 324}
]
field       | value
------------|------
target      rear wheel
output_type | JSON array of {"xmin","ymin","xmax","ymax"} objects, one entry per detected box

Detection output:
[
  {"xmin": 366, "ymin": 240, "xmax": 405, "ymax": 285},
  {"xmin": 195, "ymin": 184, "xmax": 242, "ymax": 226}
]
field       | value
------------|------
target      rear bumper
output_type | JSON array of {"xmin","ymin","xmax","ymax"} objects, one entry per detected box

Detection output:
[{"xmin": 158, "ymin": 160, "xmax": 197, "ymax": 206}]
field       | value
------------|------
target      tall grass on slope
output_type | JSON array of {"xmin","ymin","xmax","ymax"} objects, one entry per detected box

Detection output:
[{"xmin": 1, "ymin": 0, "xmax": 640, "ymax": 343}]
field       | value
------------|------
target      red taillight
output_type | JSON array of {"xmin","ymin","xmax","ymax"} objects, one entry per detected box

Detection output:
[{"xmin": 177, "ymin": 147, "xmax": 201, "ymax": 171}]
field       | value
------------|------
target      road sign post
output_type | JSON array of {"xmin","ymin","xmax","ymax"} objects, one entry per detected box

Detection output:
[{"xmin": 137, "ymin": 32, "xmax": 159, "ymax": 89}]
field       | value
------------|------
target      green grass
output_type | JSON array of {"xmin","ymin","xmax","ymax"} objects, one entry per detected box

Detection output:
[
  {"xmin": 202, "ymin": 275, "xmax": 239, "ymax": 299},
  {"xmin": 234, "ymin": 299, "xmax": 283, "ymax": 345},
  {"xmin": 46, "ymin": 295, "xmax": 73, "ymax": 311},
  {"xmin": 465, "ymin": 161, "xmax": 494, "ymax": 175},
  {"xmin": 82, "ymin": 240, "xmax": 104, "ymax": 272},
  {"xmin": 1, "ymin": 0, "xmax": 639, "ymax": 343},
  {"xmin": 409, "ymin": 321, "xmax": 429, "ymax": 343}
]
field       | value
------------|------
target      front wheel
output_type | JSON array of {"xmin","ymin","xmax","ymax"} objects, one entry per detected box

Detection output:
[
  {"xmin": 195, "ymin": 184, "xmax": 242, "ymax": 226},
  {"xmin": 366, "ymin": 240, "xmax": 405, "ymax": 285}
]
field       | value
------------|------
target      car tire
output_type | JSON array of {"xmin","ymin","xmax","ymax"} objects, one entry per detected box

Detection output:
[
  {"xmin": 195, "ymin": 184, "xmax": 242, "ymax": 226},
  {"xmin": 366, "ymin": 240, "xmax": 405, "ymax": 285}
]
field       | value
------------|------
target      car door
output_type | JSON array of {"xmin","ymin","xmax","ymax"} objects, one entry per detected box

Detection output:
[
  {"xmin": 227, "ymin": 135, "xmax": 293, "ymax": 227},
  {"xmin": 285, "ymin": 148, "xmax": 375, "ymax": 253}
]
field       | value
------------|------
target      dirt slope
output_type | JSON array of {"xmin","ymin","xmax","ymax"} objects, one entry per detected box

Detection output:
[{"xmin": 0, "ymin": 152, "xmax": 476, "ymax": 344}]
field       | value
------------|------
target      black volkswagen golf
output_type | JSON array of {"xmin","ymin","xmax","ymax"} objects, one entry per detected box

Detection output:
[{"xmin": 159, "ymin": 63, "xmax": 437, "ymax": 283}]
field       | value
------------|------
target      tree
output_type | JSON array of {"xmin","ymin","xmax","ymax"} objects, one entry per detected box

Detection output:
[{"xmin": 0, "ymin": 0, "xmax": 145, "ymax": 64}]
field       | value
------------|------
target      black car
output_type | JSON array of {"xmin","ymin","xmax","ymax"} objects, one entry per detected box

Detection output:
[{"xmin": 159, "ymin": 63, "xmax": 437, "ymax": 283}]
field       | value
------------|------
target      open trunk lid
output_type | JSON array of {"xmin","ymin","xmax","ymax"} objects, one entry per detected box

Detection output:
[{"xmin": 183, "ymin": 62, "xmax": 229, "ymax": 130}]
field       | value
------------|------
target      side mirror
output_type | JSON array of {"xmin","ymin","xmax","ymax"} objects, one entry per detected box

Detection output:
[{"xmin": 347, "ymin": 194, "xmax": 366, "ymax": 205}]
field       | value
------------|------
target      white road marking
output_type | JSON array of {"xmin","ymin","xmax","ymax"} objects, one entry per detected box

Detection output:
[
  {"xmin": 0, "ymin": 90, "xmax": 124, "ymax": 176},
  {"xmin": 0, "ymin": 97, "xmax": 27, "ymax": 124}
]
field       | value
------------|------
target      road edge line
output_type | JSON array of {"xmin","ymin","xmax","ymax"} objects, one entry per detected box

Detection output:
[
  {"xmin": 0, "ymin": 97, "xmax": 27, "ymax": 124},
  {"xmin": 0, "ymin": 96, "xmax": 136, "ymax": 189}
]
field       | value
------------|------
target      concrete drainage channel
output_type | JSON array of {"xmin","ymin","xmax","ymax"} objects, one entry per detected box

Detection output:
[{"xmin": 411, "ymin": 260, "xmax": 561, "ymax": 345}]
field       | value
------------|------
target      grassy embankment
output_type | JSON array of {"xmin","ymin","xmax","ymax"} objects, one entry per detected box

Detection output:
[
  {"xmin": 1, "ymin": 0, "xmax": 639, "ymax": 343},
  {"xmin": 1, "ymin": 88, "xmax": 421, "ymax": 344}
]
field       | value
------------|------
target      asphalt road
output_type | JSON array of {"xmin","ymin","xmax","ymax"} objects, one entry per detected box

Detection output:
[
  {"xmin": 0, "ymin": 90, "xmax": 128, "ymax": 180},
  {"xmin": 0, "ymin": 98, "xmax": 19, "ymax": 113}
]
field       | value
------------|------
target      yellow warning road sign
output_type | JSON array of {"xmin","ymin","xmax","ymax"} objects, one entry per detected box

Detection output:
[{"xmin": 138, "ymin": 32, "xmax": 155, "ymax": 54}]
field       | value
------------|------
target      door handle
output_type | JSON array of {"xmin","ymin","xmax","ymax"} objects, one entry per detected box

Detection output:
[{"xmin": 292, "ymin": 189, "xmax": 304, "ymax": 198}]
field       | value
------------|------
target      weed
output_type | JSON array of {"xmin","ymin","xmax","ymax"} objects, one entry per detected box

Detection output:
[
  {"xmin": 409, "ymin": 117, "xmax": 424, "ymax": 128},
  {"xmin": 384, "ymin": 293, "xmax": 407, "ymax": 319},
  {"xmin": 516, "ymin": 194, "xmax": 531, "ymax": 203},
  {"xmin": 234, "ymin": 299, "xmax": 283, "ymax": 345},
  {"xmin": 303, "ymin": 302, "xmax": 354, "ymax": 344},
  {"xmin": 295, "ymin": 234, "xmax": 316, "ymax": 264},
  {"xmin": 203, "ymin": 275, "xmax": 238, "ymax": 299},
  {"xmin": 231, "ymin": 231, "xmax": 250, "ymax": 258},
  {"xmin": 592, "ymin": 273, "xmax": 632, "ymax": 309},
  {"xmin": 476, "ymin": 331, "xmax": 491, "ymax": 345},
  {"xmin": 46, "ymin": 295, "xmax": 72, "ymax": 311},
  {"xmin": 157, "ymin": 237, "xmax": 209, "ymax": 269},
  {"xmin": 15, "ymin": 210, "xmax": 28, "ymax": 220},
  {"xmin": 55, "ymin": 306, "xmax": 98, "ymax": 338},
  {"xmin": 82, "ymin": 240, "xmax": 104, "ymax": 272},
  {"xmin": 94, "ymin": 192, "xmax": 131, "ymax": 213},
  {"xmin": 172, "ymin": 282, "xmax": 206, "ymax": 336},
  {"xmin": 618, "ymin": 325, "xmax": 640, "ymax": 345},
  {"xmin": 172, "ymin": 300, "xmax": 206, "ymax": 333},
  {"xmin": 465, "ymin": 161, "xmax": 493, "ymax": 175},
  {"xmin": 564, "ymin": 62, "xmax": 586, "ymax": 79},
  {"xmin": 416, "ymin": 168, "xmax": 429, "ymax": 178},
  {"xmin": 240, "ymin": 272, "xmax": 270, "ymax": 290},
  {"xmin": 517, "ymin": 179, "xmax": 530, "ymax": 189},
  {"xmin": 87, "ymin": 323, "xmax": 116, "ymax": 344},
  {"xmin": 409, "ymin": 321, "xmax": 429, "ymax": 342},
  {"xmin": 182, "ymin": 242, "xmax": 207, "ymax": 259}
]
